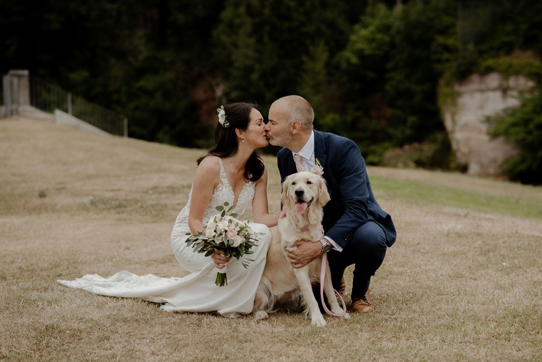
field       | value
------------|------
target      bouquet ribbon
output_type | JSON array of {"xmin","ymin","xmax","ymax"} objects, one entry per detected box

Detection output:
[{"xmin": 215, "ymin": 264, "xmax": 228, "ymax": 286}]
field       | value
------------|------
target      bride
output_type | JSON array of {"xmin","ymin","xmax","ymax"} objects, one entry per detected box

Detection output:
[{"xmin": 58, "ymin": 103, "xmax": 280, "ymax": 317}]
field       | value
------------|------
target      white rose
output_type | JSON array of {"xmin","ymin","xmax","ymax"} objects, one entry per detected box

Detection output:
[
  {"xmin": 205, "ymin": 219, "xmax": 217, "ymax": 237},
  {"xmin": 218, "ymin": 219, "xmax": 229, "ymax": 231},
  {"xmin": 205, "ymin": 228, "xmax": 215, "ymax": 238},
  {"xmin": 232, "ymin": 235, "xmax": 245, "ymax": 247}
]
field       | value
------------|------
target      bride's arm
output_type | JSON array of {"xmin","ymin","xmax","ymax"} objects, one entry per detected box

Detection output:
[
  {"xmin": 188, "ymin": 156, "xmax": 219, "ymax": 235},
  {"xmin": 252, "ymin": 166, "xmax": 280, "ymax": 227},
  {"xmin": 188, "ymin": 156, "xmax": 229, "ymax": 268}
]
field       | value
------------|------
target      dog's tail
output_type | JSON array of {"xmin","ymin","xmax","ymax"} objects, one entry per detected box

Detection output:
[{"xmin": 253, "ymin": 278, "xmax": 277, "ymax": 315}]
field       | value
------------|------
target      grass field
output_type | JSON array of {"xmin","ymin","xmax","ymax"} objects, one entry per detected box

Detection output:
[{"xmin": 1, "ymin": 117, "xmax": 541, "ymax": 361}]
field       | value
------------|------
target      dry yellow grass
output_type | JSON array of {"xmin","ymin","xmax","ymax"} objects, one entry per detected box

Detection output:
[{"xmin": 1, "ymin": 117, "xmax": 541, "ymax": 361}]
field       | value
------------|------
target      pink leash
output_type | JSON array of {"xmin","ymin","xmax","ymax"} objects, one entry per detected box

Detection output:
[
  {"xmin": 280, "ymin": 210, "xmax": 346, "ymax": 316},
  {"xmin": 319, "ymin": 253, "xmax": 347, "ymax": 317}
]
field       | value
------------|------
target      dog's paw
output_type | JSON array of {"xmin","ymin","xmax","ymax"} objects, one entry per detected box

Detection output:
[
  {"xmin": 254, "ymin": 310, "xmax": 269, "ymax": 320},
  {"xmin": 331, "ymin": 307, "xmax": 350, "ymax": 319},
  {"xmin": 311, "ymin": 316, "xmax": 326, "ymax": 327}
]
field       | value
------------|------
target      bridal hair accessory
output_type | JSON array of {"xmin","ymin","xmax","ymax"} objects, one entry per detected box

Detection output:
[{"xmin": 217, "ymin": 105, "xmax": 229, "ymax": 128}]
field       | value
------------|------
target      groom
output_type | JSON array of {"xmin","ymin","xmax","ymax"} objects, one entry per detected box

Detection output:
[{"xmin": 264, "ymin": 95, "xmax": 396, "ymax": 314}]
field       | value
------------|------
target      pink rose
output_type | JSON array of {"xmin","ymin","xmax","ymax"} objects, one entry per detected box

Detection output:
[{"xmin": 226, "ymin": 229, "xmax": 237, "ymax": 239}]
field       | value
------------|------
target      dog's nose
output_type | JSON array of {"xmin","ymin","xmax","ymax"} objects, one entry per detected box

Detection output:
[{"xmin": 295, "ymin": 189, "xmax": 304, "ymax": 197}]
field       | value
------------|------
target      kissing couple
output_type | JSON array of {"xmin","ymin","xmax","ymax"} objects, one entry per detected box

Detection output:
[{"xmin": 59, "ymin": 95, "xmax": 396, "ymax": 317}]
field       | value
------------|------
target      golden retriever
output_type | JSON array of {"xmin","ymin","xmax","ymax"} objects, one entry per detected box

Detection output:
[{"xmin": 253, "ymin": 171, "xmax": 350, "ymax": 326}]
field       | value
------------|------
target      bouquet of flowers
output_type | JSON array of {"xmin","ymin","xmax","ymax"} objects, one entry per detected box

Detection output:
[{"xmin": 186, "ymin": 202, "xmax": 259, "ymax": 286}]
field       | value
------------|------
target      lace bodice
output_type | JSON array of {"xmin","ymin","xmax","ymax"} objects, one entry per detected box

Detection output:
[
  {"xmin": 170, "ymin": 158, "xmax": 255, "ymax": 272},
  {"xmin": 201, "ymin": 158, "xmax": 255, "ymax": 221}
]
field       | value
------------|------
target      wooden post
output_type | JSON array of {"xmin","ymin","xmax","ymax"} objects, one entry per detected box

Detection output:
[
  {"xmin": 2, "ymin": 75, "xmax": 10, "ymax": 116},
  {"xmin": 68, "ymin": 92, "xmax": 72, "ymax": 115}
]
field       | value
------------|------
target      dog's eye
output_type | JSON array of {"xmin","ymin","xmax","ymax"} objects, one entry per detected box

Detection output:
[
  {"xmin": 307, "ymin": 181, "xmax": 312, "ymax": 185},
  {"xmin": 291, "ymin": 182, "xmax": 296, "ymax": 185}
]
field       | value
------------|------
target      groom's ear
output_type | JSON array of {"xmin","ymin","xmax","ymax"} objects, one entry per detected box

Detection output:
[{"xmin": 290, "ymin": 120, "xmax": 301, "ymax": 134}]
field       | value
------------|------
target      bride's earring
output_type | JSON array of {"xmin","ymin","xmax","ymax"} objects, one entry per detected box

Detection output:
[{"xmin": 242, "ymin": 139, "xmax": 245, "ymax": 143}]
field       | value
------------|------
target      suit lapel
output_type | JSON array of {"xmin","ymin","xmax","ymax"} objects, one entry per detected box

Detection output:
[
  {"xmin": 286, "ymin": 154, "xmax": 297, "ymax": 175},
  {"xmin": 280, "ymin": 149, "xmax": 297, "ymax": 178},
  {"xmin": 313, "ymin": 130, "xmax": 327, "ymax": 168}
]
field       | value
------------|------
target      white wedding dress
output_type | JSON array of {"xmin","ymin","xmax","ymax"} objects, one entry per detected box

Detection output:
[{"xmin": 58, "ymin": 159, "xmax": 271, "ymax": 317}]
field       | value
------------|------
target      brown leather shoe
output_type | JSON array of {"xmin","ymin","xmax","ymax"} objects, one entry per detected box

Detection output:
[{"xmin": 351, "ymin": 289, "xmax": 373, "ymax": 314}]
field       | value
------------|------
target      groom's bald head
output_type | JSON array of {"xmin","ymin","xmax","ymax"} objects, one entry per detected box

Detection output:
[{"xmin": 271, "ymin": 95, "xmax": 314, "ymax": 131}]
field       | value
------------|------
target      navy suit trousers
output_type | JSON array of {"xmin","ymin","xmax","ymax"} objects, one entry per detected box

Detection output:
[{"xmin": 327, "ymin": 221, "xmax": 388, "ymax": 297}]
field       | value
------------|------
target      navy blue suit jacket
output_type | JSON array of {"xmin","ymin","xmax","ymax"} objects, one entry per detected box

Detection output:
[{"xmin": 277, "ymin": 130, "xmax": 397, "ymax": 248}]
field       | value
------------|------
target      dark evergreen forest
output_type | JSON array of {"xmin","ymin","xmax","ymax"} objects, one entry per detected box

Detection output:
[{"xmin": 1, "ymin": 0, "xmax": 541, "ymax": 182}]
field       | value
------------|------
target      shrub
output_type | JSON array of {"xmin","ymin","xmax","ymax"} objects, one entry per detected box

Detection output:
[{"xmin": 487, "ymin": 91, "xmax": 542, "ymax": 184}]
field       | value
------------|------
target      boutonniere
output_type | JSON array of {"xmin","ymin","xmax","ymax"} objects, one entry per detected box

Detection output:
[{"xmin": 311, "ymin": 158, "xmax": 324, "ymax": 176}]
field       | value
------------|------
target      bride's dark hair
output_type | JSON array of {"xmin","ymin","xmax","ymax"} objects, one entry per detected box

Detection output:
[{"xmin": 197, "ymin": 102, "xmax": 264, "ymax": 182}]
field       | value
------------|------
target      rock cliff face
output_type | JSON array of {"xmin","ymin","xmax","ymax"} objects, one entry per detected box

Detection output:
[{"xmin": 442, "ymin": 72, "xmax": 535, "ymax": 175}]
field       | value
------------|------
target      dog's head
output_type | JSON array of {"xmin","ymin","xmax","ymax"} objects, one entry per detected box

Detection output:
[{"xmin": 281, "ymin": 171, "xmax": 331, "ymax": 225}]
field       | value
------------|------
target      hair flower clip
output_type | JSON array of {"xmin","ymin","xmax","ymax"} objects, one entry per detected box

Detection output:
[{"xmin": 217, "ymin": 105, "xmax": 229, "ymax": 128}]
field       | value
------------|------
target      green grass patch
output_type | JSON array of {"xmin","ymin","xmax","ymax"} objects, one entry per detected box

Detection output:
[{"xmin": 371, "ymin": 176, "xmax": 542, "ymax": 219}]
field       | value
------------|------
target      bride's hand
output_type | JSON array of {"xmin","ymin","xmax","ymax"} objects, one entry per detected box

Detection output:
[{"xmin": 211, "ymin": 249, "xmax": 229, "ymax": 269}]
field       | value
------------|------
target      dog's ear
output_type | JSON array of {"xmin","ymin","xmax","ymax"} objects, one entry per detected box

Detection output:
[
  {"xmin": 307, "ymin": 201, "xmax": 320, "ymax": 225},
  {"xmin": 280, "ymin": 179, "xmax": 291, "ymax": 210},
  {"xmin": 318, "ymin": 177, "xmax": 331, "ymax": 206}
]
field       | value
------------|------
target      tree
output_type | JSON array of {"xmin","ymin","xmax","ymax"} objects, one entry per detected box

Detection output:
[
  {"xmin": 335, "ymin": 0, "xmax": 457, "ymax": 164},
  {"xmin": 213, "ymin": 0, "xmax": 357, "ymax": 110},
  {"xmin": 487, "ymin": 91, "xmax": 542, "ymax": 185}
]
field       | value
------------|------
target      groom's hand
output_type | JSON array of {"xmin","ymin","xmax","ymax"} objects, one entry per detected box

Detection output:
[{"xmin": 287, "ymin": 240, "xmax": 321, "ymax": 269}]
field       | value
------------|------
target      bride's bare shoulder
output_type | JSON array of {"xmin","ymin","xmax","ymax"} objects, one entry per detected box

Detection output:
[
  {"xmin": 255, "ymin": 163, "xmax": 268, "ymax": 185},
  {"xmin": 195, "ymin": 156, "xmax": 221, "ymax": 177}
]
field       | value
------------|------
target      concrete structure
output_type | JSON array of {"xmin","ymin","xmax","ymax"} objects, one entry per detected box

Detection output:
[
  {"xmin": 2, "ymin": 69, "xmax": 122, "ymax": 135},
  {"xmin": 20, "ymin": 105, "xmax": 55, "ymax": 121},
  {"xmin": 54, "ymin": 109, "xmax": 109, "ymax": 135},
  {"xmin": 3, "ymin": 70, "xmax": 30, "ymax": 116},
  {"xmin": 442, "ymin": 72, "xmax": 536, "ymax": 175}
]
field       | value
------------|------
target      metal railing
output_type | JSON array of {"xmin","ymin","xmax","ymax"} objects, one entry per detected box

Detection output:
[
  {"xmin": 0, "ymin": 78, "xmax": 4, "ymax": 106},
  {"xmin": 29, "ymin": 77, "xmax": 128, "ymax": 137}
]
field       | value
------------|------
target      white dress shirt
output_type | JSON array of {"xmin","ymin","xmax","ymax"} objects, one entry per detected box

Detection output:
[{"xmin": 292, "ymin": 131, "xmax": 343, "ymax": 252}]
